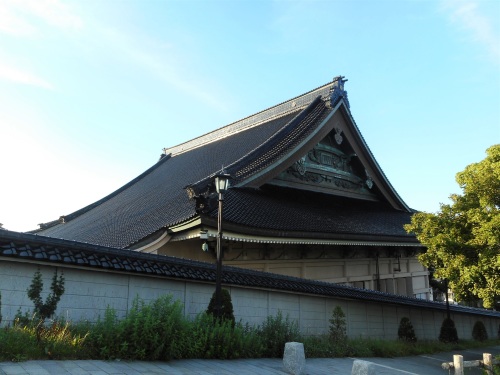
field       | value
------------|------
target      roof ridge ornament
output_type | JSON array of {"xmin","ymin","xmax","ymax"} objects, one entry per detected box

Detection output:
[{"xmin": 329, "ymin": 75, "xmax": 350, "ymax": 109}]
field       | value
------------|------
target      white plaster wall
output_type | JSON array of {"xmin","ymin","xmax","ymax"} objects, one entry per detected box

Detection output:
[{"xmin": 1, "ymin": 259, "xmax": 499, "ymax": 342}]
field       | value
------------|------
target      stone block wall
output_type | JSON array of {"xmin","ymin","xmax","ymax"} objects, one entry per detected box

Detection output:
[{"xmin": 0, "ymin": 259, "xmax": 498, "ymax": 341}]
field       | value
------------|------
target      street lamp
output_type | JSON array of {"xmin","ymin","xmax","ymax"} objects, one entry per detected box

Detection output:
[{"xmin": 214, "ymin": 171, "xmax": 231, "ymax": 319}]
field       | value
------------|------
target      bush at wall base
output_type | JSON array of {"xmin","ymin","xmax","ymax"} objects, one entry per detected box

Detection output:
[
  {"xmin": 206, "ymin": 289, "xmax": 235, "ymax": 326},
  {"xmin": 398, "ymin": 317, "xmax": 417, "ymax": 342},
  {"xmin": 438, "ymin": 317, "xmax": 458, "ymax": 343},
  {"xmin": 472, "ymin": 321, "xmax": 488, "ymax": 342}
]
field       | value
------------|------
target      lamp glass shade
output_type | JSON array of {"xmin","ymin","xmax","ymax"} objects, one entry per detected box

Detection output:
[{"xmin": 215, "ymin": 175, "xmax": 230, "ymax": 194}]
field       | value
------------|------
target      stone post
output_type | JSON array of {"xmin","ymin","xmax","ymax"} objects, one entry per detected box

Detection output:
[
  {"xmin": 453, "ymin": 354, "xmax": 463, "ymax": 375},
  {"xmin": 483, "ymin": 353, "xmax": 493, "ymax": 375},
  {"xmin": 283, "ymin": 342, "xmax": 305, "ymax": 375}
]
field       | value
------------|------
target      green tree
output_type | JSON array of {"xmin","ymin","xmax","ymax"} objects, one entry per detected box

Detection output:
[
  {"xmin": 439, "ymin": 317, "xmax": 458, "ymax": 343},
  {"xmin": 398, "ymin": 317, "xmax": 417, "ymax": 342},
  {"xmin": 405, "ymin": 145, "xmax": 500, "ymax": 309},
  {"xmin": 27, "ymin": 268, "xmax": 65, "ymax": 321},
  {"xmin": 206, "ymin": 289, "xmax": 235, "ymax": 326},
  {"xmin": 472, "ymin": 321, "xmax": 488, "ymax": 342}
]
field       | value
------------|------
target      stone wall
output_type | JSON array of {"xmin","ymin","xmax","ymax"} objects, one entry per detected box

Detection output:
[{"xmin": 1, "ymin": 259, "xmax": 498, "ymax": 340}]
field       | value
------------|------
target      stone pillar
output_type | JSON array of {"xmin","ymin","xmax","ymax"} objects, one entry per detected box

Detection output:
[
  {"xmin": 283, "ymin": 342, "xmax": 305, "ymax": 375},
  {"xmin": 351, "ymin": 360, "xmax": 377, "ymax": 375}
]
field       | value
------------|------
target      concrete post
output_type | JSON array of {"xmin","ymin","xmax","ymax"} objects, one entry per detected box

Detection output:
[
  {"xmin": 453, "ymin": 355, "xmax": 463, "ymax": 375},
  {"xmin": 483, "ymin": 353, "xmax": 493, "ymax": 375}
]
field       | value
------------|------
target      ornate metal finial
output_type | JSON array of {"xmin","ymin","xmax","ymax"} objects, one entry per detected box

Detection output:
[
  {"xmin": 329, "ymin": 75, "xmax": 350, "ymax": 109},
  {"xmin": 332, "ymin": 75, "xmax": 348, "ymax": 90}
]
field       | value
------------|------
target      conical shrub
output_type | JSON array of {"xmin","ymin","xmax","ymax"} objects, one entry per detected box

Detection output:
[
  {"xmin": 439, "ymin": 317, "xmax": 458, "ymax": 343},
  {"xmin": 398, "ymin": 317, "xmax": 417, "ymax": 342}
]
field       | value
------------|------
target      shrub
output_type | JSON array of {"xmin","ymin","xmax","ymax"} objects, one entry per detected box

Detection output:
[
  {"xmin": 0, "ymin": 315, "xmax": 89, "ymax": 361},
  {"xmin": 186, "ymin": 313, "xmax": 263, "ymax": 359},
  {"xmin": 398, "ymin": 317, "xmax": 417, "ymax": 342},
  {"xmin": 302, "ymin": 335, "xmax": 334, "ymax": 358},
  {"xmin": 87, "ymin": 295, "xmax": 186, "ymax": 360},
  {"xmin": 329, "ymin": 306, "xmax": 347, "ymax": 341},
  {"xmin": 329, "ymin": 306, "xmax": 350, "ymax": 356},
  {"xmin": 27, "ymin": 269, "xmax": 65, "ymax": 322},
  {"xmin": 471, "ymin": 321, "xmax": 488, "ymax": 342},
  {"xmin": 86, "ymin": 305, "xmax": 123, "ymax": 359},
  {"xmin": 206, "ymin": 289, "xmax": 235, "ymax": 326},
  {"xmin": 259, "ymin": 310, "xmax": 300, "ymax": 358},
  {"xmin": 118, "ymin": 295, "xmax": 186, "ymax": 360},
  {"xmin": 438, "ymin": 317, "xmax": 458, "ymax": 343}
]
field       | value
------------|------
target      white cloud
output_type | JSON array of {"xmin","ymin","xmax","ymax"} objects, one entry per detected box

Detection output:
[
  {"xmin": 0, "ymin": 2, "xmax": 36, "ymax": 36},
  {"xmin": 440, "ymin": 0, "xmax": 500, "ymax": 66},
  {"xmin": 0, "ymin": 61, "xmax": 53, "ymax": 89},
  {"xmin": 0, "ymin": 0, "xmax": 82, "ymax": 37},
  {"xmin": 101, "ymin": 27, "xmax": 230, "ymax": 113}
]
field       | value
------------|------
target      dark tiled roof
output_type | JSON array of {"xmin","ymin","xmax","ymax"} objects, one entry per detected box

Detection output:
[
  {"xmin": 209, "ymin": 187, "xmax": 417, "ymax": 242},
  {"xmin": 1, "ymin": 230, "xmax": 498, "ymax": 318},
  {"xmin": 37, "ymin": 111, "xmax": 299, "ymax": 248},
  {"xmin": 186, "ymin": 97, "xmax": 329, "ymax": 197},
  {"xmin": 35, "ymin": 77, "xmax": 413, "ymax": 249}
]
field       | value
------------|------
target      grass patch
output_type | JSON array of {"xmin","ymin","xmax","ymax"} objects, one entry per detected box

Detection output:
[
  {"xmin": 1, "ymin": 296, "xmax": 498, "ymax": 362},
  {"xmin": 0, "ymin": 317, "xmax": 90, "ymax": 362}
]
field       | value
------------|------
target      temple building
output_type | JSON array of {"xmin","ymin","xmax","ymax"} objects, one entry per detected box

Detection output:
[{"xmin": 35, "ymin": 76, "xmax": 431, "ymax": 300}]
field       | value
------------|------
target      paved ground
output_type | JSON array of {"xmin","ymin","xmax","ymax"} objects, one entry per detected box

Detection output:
[{"xmin": 0, "ymin": 346, "xmax": 498, "ymax": 375}]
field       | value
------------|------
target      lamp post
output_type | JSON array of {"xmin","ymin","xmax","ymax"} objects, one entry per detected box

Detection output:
[
  {"xmin": 444, "ymin": 278, "xmax": 451, "ymax": 320},
  {"xmin": 214, "ymin": 171, "xmax": 230, "ymax": 319}
]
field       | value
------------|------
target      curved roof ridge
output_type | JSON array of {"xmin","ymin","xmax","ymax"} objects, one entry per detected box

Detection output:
[
  {"xmin": 163, "ymin": 81, "xmax": 333, "ymax": 157},
  {"xmin": 34, "ymin": 154, "xmax": 172, "ymax": 232},
  {"xmin": 185, "ymin": 97, "xmax": 327, "ymax": 196}
]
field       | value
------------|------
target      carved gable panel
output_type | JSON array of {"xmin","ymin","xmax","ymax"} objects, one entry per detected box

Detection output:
[{"xmin": 269, "ymin": 129, "xmax": 377, "ymax": 200}]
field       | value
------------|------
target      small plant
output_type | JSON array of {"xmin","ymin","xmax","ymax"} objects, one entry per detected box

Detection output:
[
  {"xmin": 0, "ymin": 315, "xmax": 89, "ymax": 361},
  {"xmin": 329, "ymin": 305, "xmax": 349, "ymax": 356},
  {"xmin": 27, "ymin": 268, "xmax": 65, "ymax": 321},
  {"xmin": 472, "ymin": 321, "xmax": 488, "ymax": 342},
  {"xmin": 438, "ymin": 317, "xmax": 458, "ymax": 343},
  {"xmin": 329, "ymin": 306, "xmax": 347, "ymax": 341},
  {"xmin": 116, "ymin": 295, "xmax": 185, "ymax": 360},
  {"xmin": 259, "ymin": 310, "xmax": 300, "ymax": 358},
  {"xmin": 398, "ymin": 317, "xmax": 417, "ymax": 342},
  {"xmin": 186, "ymin": 313, "xmax": 263, "ymax": 359},
  {"xmin": 206, "ymin": 289, "xmax": 235, "ymax": 326}
]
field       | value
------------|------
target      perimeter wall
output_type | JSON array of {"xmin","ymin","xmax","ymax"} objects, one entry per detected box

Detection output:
[{"xmin": 1, "ymin": 259, "xmax": 498, "ymax": 340}]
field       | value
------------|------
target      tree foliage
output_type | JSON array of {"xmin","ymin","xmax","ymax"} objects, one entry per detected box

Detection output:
[
  {"xmin": 398, "ymin": 317, "xmax": 417, "ymax": 342},
  {"xmin": 472, "ymin": 321, "xmax": 488, "ymax": 342},
  {"xmin": 206, "ymin": 289, "xmax": 235, "ymax": 326},
  {"xmin": 405, "ymin": 145, "xmax": 500, "ymax": 309},
  {"xmin": 439, "ymin": 317, "xmax": 458, "ymax": 343},
  {"xmin": 27, "ymin": 269, "xmax": 65, "ymax": 321}
]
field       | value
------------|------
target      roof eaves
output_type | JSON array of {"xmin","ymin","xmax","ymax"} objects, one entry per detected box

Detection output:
[{"xmin": 200, "ymin": 215, "xmax": 421, "ymax": 245}]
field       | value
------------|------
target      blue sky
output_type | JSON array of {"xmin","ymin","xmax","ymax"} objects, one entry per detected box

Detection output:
[{"xmin": 1, "ymin": 0, "xmax": 499, "ymax": 232}]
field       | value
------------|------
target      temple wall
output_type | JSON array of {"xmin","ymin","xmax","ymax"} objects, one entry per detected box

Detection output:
[
  {"xmin": 1, "ymin": 259, "xmax": 498, "ymax": 341},
  {"xmin": 159, "ymin": 240, "xmax": 431, "ymax": 300}
]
